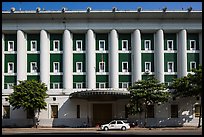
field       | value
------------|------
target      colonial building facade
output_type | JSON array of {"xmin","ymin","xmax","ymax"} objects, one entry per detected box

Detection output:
[{"xmin": 2, "ymin": 8, "xmax": 202, "ymax": 127}]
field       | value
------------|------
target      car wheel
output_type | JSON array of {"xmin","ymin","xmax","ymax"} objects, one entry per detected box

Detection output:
[
  {"xmin": 121, "ymin": 126, "xmax": 126, "ymax": 131},
  {"xmin": 104, "ymin": 126, "xmax": 108, "ymax": 131}
]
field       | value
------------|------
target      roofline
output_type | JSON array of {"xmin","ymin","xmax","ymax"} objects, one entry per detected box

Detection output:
[{"xmin": 2, "ymin": 10, "xmax": 202, "ymax": 14}]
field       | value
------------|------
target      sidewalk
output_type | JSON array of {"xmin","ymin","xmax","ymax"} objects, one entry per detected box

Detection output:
[{"xmin": 2, "ymin": 126, "xmax": 201, "ymax": 131}]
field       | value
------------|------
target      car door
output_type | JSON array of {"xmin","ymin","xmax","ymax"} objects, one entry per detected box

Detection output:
[
  {"xmin": 116, "ymin": 120, "xmax": 123, "ymax": 129},
  {"xmin": 109, "ymin": 121, "xmax": 116, "ymax": 129}
]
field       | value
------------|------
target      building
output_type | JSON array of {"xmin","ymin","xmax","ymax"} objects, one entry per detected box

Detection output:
[{"xmin": 2, "ymin": 7, "xmax": 202, "ymax": 127}]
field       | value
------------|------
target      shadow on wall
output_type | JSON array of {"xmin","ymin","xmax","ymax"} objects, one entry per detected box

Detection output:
[{"xmin": 52, "ymin": 98, "xmax": 88, "ymax": 128}]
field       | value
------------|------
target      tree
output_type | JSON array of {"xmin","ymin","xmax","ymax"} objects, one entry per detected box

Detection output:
[
  {"xmin": 127, "ymin": 76, "xmax": 170, "ymax": 127},
  {"xmin": 169, "ymin": 65, "xmax": 202, "ymax": 128},
  {"xmin": 8, "ymin": 80, "xmax": 48, "ymax": 128}
]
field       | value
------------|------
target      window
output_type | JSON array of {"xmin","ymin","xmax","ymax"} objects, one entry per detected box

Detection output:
[
  {"xmin": 8, "ymin": 62, "xmax": 14, "ymax": 73},
  {"xmin": 51, "ymin": 105, "xmax": 58, "ymax": 118},
  {"xmin": 144, "ymin": 40, "xmax": 151, "ymax": 50},
  {"xmin": 99, "ymin": 62, "xmax": 105, "ymax": 72},
  {"xmin": 8, "ymin": 41, "xmax": 14, "ymax": 51},
  {"xmin": 76, "ymin": 62, "xmax": 82, "ymax": 72},
  {"xmin": 122, "ymin": 40, "xmax": 128, "ymax": 51},
  {"xmin": 3, "ymin": 106, "xmax": 10, "ymax": 119},
  {"xmin": 76, "ymin": 83, "xmax": 83, "ymax": 89},
  {"xmin": 145, "ymin": 62, "xmax": 151, "ymax": 72},
  {"xmin": 168, "ymin": 62, "xmax": 174, "ymax": 72},
  {"xmin": 190, "ymin": 40, "xmax": 196, "ymax": 50},
  {"xmin": 53, "ymin": 62, "xmax": 60, "ymax": 73},
  {"xmin": 76, "ymin": 40, "xmax": 82, "ymax": 51},
  {"xmin": 171, "ymin": 105, "xmax": 178, "ymax": 118},
  {"xmin": 122, "ymin": 62, "xmax": 128, "ymax": 72},
  {"xmin": 7, "ymin": 83, "xmax": 14, "ymax": 89},
  {"xmin": 31, "ymin": 41, "xmax": 37, "ymax": 51},
  {"xmin": 190, "ymin": 62, "xmax": 196, "ymax": 71},
  {"xmin": 147, "ymin": 105, "xmax": 154, "ymax": 118},
  {"xmin": 30, "ymin": 62, "xmax": 37, "ymax": 73},
  {"xmin": 27, "ymin": 109, "xmax": 34, "ymax": 119},
  {"xmin": 110, "ymin": 121, "xmax": 116, "ymax": 124},
  {"xmin": 122, "ymin": 82, "xmax": 129, "ymax": 89},
  {"xmin": 195, "ymin": 105, "xmax": 201, "ymax": 118},
  {"xmin": 53, "ymin": 83, "xmax": 60, "ymax": 89},
  {"xmin": 77, "ymin": 105, "xmax": 80, "ymax": 118},
  {"xmin": 53, "ymin": 40, "xmax": 60, "ymax": 51},
  {"xmin": 99, "ymin": 40, "xmax": 105, "ymax": 51},
  {"xmin": 167, "ymin": 40, "xmax": 173, "ymax": 50},
  {"xmin": 117, "ymin": 121, "xmax": 123, "ymax": 124},
  {"xmin": 99, "ymin": 83, "xmax": 106, "ymax": 89}
]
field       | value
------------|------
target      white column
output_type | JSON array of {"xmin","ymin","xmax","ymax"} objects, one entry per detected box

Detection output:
[
  {"xmin": 109, "ymin": 29, "xmax": 118, "ymax": 89},
  {"xmin": 63, "ymin": 30, "xmax": 73, "ymax": 90},
  {"xmin": 2, "ymin": 34, "xmax": 5, "ymax": 89},
  {"xmin": 178, "ymin": 29, "xmax": 187, "ymax": 78},
  {"xmin": 86, "ymin": 29, "xmax": 96, "ymax": 89},
  {"xmin": 17, "ymin": 30, "xmax": 27, "ymax": 84},
  {"xmin": 131, "ymin": 29, "xmax": 141, "ymax": 83},
  {"xmin": 155, "ymin": 29, "xmax": 164, "ymax": 82},
  {"xmin": 40, "ymin": 30, "xmax": 50, "ymax": 88},
  {"xmin": 199, "ymin": 32, "xmax": 202, "ymax": 65}
]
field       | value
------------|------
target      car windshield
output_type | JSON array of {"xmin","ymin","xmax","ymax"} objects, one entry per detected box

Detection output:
[{"xmin": 110, "ymin": 121, "xmax": 116, "ymax": 124}]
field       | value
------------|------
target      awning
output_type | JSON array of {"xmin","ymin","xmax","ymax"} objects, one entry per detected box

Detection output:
[{"xmin": 69, "ymin": 89, "xmax": 130, "ymax": 101}]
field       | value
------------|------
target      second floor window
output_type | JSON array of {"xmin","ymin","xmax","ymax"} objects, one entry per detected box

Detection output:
[
  {"xmin": 76, "ymin": 83, "xmax": 83, "ymax": 89},
  {"xmin": 8, "ymin": 41, "xmax": 14, "ymax": 51},
  {"xmin": 76, "ymin": 62, "xmax": 82, "ymax": 72},
  {"xmin": 99, "ymin": 83, "xmax": 106, "ymax": 89},
  {"xmin": 53, "ymin": 40, "xmax": 60, "ymax": 51},
  {"xmin": 99, "ymin": 40, "xmax": 105, "ymax": 51},
  {"xmin": 76, "ymin": 40, "xmax": 82, "ymax": 51},
  {"xmin": 168, "ymin": 62, "xmax": 174, "ymax": 72},
  {"xmin": 30, "ymin": 62, "xmax": 37, "ymax": 73},
  {"xmin": 122, "ymin": 62, "xmax": 128, "ymax": 72},
  {"xmin": 99, "ymin": 62, "xmax": 105, "ymax": 72},
  {"xmin": 7, "ymin": 83, "xmax": 14, "ymax": 89},
  {"xmin": 144, "ymin": 40, "xmax": 151, "ymax": 50},
  {"xmin": 31, "ymin": 41, "xmax": 37, "ymax": 51},
  {"xmin": 53, "ymin": 83, "xmax": 60, "ymax": 89},
  {"xmin": 190, "ymin": 40, "xmax": 196, "ymax": 50},
  {"xmin": 190, "ymin": 62, "xmax": 196, "ymax": 71},
  {"xmin": 122, "ymin": 40, "xmax": 128, "ymax": 51},
  {"xmin": 145, "ymin": 62, "xmax": 151, "ymax": 72},
  {"xmin": 8, "ymin": 62, "xmax": 14, "ymax": 73},
  {"xmin": 122, "ymin": 82, "xmax": 128, "ymax": 89},
  {"xmin": 53, "ymin": 62, "xmax": 60, "ymax": 73}
]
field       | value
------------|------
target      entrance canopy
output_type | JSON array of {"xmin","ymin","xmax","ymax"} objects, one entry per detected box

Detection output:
[{"xmin": 69, "ymin": 89, "xmax": 130, "ymax": 101}]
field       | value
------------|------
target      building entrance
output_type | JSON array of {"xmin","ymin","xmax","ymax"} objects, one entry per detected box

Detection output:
[{"xmin": 92, "ymin": 104, "xmax": 112, "ymax": 126}]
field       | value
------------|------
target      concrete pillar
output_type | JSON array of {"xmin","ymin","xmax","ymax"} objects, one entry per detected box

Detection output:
[
  {"xmin": 131, "ymin": 29, "xmax": 141, "ymax": 83},
  {"xmin": 17, "ymin": 30, "xmax": 27, "ymax": 84},
  {"xmin": 109, "ymin": 29, "xmax": 118, "ymax": 89},
  {"xmin": 40, "ymin": 30, "xmax": 50, "ymax": 88},
  {"xmin": 155, "ymin": 29, "xmax": 164, "ymax": 82},
  {"xmin": 86, "ymin": 29, "xmax": 96, "ymax": 89},
  {"xmin": 63, "ymin": 30, "xmax": 73, "ymax": 90},
  {"xmin": 178, "ymin": 29, "xmax": 187, "ymax": 78},
  {"xmin": 199, "ymin": 32, "xmax": 202, "ymax": 65},
  {"xmin": 2, "ymin": 34, "xmax": 4, "ymax": 89}
]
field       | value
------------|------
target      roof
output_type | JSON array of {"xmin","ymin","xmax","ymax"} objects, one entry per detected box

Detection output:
[
  {"xmin": 2, "ymin": 10, "xmax": 202, "ymax": 20},
  {"xmin": 69, "ymin": 89, "xmax": 130, "ymax": 101}
]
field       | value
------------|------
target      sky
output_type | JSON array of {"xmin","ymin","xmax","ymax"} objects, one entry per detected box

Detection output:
[{"xmin": 2, "ymin": 2, "xmax": 202, "ymax": 11}]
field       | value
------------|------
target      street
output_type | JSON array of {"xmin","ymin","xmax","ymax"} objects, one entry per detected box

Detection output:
[{"xmin": 2, "ymin": 127, "xmax": 202, "ymax": 135}]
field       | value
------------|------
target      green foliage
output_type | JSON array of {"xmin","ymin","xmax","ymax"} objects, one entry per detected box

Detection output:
[
  {"xmin": 127, "ymin": 77, "xmax": 170, "ymax": 116},
  {"xmin": 169, "ymin": 65, "xmax": 202, "ymax": 97},
  {"xmin": 8, "ymin": 80, "xmax": 48, "ymax": 112}
]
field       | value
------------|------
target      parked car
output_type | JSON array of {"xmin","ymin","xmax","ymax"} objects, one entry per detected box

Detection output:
[{"xmin": 100, "ymin": 120, "xmax": 130, "ymax": 131}]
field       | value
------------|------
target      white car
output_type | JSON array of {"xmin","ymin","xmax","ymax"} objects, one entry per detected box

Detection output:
[{"xmin": 100, "ymin": 120, "xmax": 130, "ymax": 131}]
